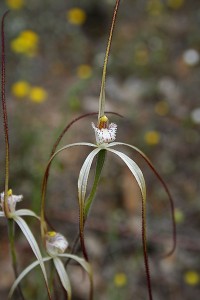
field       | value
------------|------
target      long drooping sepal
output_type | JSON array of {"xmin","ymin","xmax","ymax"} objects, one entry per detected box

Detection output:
[
  {"xmin": 78, "ymin": 148, "xmax": 101, "ymax": 260},
  {"xmin": 1, "ymin": 11, "xmax": 10, "ymax": 217},
  {"xmin": 107, "ymin": 148, "xmax": 153, "ymax": 300},
  {"xmin": 8, "ymin": 257, "xmax": 52, "ymax": 299},
  {"xmin": 85, "ymin": 149, "xmax": 106, "ymax": 217},
  {"xmin": 98, "ymin": 0, "xmax": 121, "ymax": 120},
  {"xmin": 13, "ymin": 216, "xmax": 52, "ymax": 299},
  {"xmin": 40, "ymin": 142, "xmax": 96, "ymax": 239},
  {"xmin": 14, "ymin": 209, "xmax": 40, "ymax": 219},
  {"xmin": 59, "ymin": 253, "xmax": 93, "ymax": 300},
  {"xmin": 53, "ymin": 257, "xmax": 71, "ymax": 300},
  {"xmin": 69, "ymin": 149, "xmax": 106, "ymax": 260},
  {"xmin": 108, "ymin": 142, "xmax": 176, "ymax": 257}
]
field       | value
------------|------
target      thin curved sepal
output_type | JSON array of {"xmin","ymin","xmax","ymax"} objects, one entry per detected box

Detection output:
[
  {"xmin": 8, "ymin": 257, "xmax": 51, "ymax": 299},
  {"xmin": 84, "ymin": 149, "xmax": 106, "ymax": 218},
  {"xmin": 78, "ymin": 148, "xmax": 101, "ymax": 260},
  {"xmin": 13, "ymin": 216, "xmax": 51, "ymax": 299},
  {"xmin": 53, "ymin": 257, "xmax": 71, "ymax": 300},
  {"xmin": 40, "ymin": 142, "xmax": 96, "ymax": 237},
  {"xmin": 108, "ymin": 141, "xmax": 176, "ymax": 257},
  {"xmin": 59, "ymin": 253, "xmax": 93, "ymax": 300},
  {"xmin": 106, "ymin": 148, "xmax": 153, "ymax": 300},
  {"xmin": 14, "ymin": 209, "xmax": 40, "ymax": 219}
]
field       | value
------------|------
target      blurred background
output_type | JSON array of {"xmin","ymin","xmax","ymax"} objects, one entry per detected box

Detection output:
[{"xmin": 0, "ymin": 0, "xmax": 200, "ymax": 299}]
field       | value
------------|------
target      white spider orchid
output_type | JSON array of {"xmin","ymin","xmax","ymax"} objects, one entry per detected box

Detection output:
[
  {"xmin": 9, "ymin": 231, "xmax": 92, "ymax": 300},
  {"xmin": 40, "ymin": 2, "xmax": 176, "ymax": 300},
  {"xmin": 0, "ymin": 189, "xmax": 51, "ymax": 298}
]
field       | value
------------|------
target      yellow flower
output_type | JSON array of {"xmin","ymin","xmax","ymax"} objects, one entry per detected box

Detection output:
[
  {"xmin": 77, "ymin": 64, "xmax": 92, "ymax": 79},
  {"xmin": 144, "ymin": 130, "xmax": 160, "ymax": 145},
  {"xmin": 147, "ymin": 0, "xmax": 164, "ymax": 16},
  {"xmin": 11, "ymin": 30, "xmax": 39, "ymax": 56},
  {"xmin": 184, "ymin": 271, "xmax": 200, "ymax": 286},
  {"xmin": 134, "ymin": 49, "xmax": 149, "ymax": 66},
  {"xmin": 155, "ymin": 100, "xmax": 169, "ymax": 116},
  {"xmin": 167, "ymin": 0, "xmax": 184, "ymax": 10},
  {"xmin": 6, "ymin": 0, "xmax": 24, "ymax": 10},
  {"xmin": 114, "ymin": 272, "xmax": 127, "ymax": 287},
  {"xmin": 29, "ymin": 87, "xmax": 47, "ymax": 103},
  {"xmin": 174, "ymin": 209, "xmax": 184, "ymax": 224},
  {"xmin": 67, "ymin": 8, "xmax": 86, "ymax": 25},
  {"xmin": 11, "ymin": 81, "xmax": 31, "ymax": 98}
]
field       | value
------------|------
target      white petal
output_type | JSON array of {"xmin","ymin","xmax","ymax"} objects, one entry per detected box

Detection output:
[
  {"xmin": 53, "ymin": 257, "xmax": 72, "ymax": 300},
  {"xmin": 58, "ymin": 254, "xmax": 92, "ymax": 274},
  {"xmin": 13, "ymin": 216, "xmax": 48, "ymax": 284},
  {"xmin": 8, "ymin": 257, "xmax": 51, "ymax": 299},
  {"xmin": 0, "ymin": 211, "xmax": 4, "ymax": 217},
  {"xmin": 78, "ymin": 148, "xmax": 101, "ymax": 206},
  {"xmin": 14, "ymin": 209, "xmax": 40, "ymax": 220},
  {"xmin": 107, "ymin": 148, "xmax": 146, "ymax": 200},
  {"xmin": 51, "ymin": 142, "xmax": 96, "ymax": 162}
]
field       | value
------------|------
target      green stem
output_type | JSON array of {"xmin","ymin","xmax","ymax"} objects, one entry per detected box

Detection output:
[{"xmin": 8, "ymin": 219, "xmax": 26, "ymax": 300}]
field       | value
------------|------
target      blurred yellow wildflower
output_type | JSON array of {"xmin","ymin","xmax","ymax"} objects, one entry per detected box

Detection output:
[
  {"xmin": 114, "ymin": 272, "xmax": 127, "ymax": 287},
  {"xmin": 67, "ymin": 8, "xmax": 86, "ymax": 25},
  {"xmin": 184, "ymin": 271, "xmax": 200, "ymax": 286},
  {"xmin": 11, "ymin": 81, "xmax": 31, "ymax": 98},
  {"xmin": 174, "ymin": 208, "xmax": 185, "ymax": 224},
  {"xmin": 6, "ymin": 0, "xmax": 24, "ymax": 10},
  {"xmin": 155, "ymin": 100, "xmax": 169, "ymax": 116},
  {"xmin": 29, "ymin": 87, "xmax": 47, "ymax": 103},
  {"xmin": 167, "ymin": 0, "xmax": 184, "ymax": 10},
  {"xmin": 11, "ymin": 30, "xmax": 39, "ymax": 56},
  {"xmin": 144, "ymin": 130, "xmax": 160, "ymax": 145},
  {"xmin": 147, "ymin": 0, "xmax": 164, "ymax": 16},
  {"xmin": 77, "ymin": 64, "xmax": 92, "ymax": 79},
  {"xmin": 134, "ymin": 48, "xmax": 149, "ymax": 66}
]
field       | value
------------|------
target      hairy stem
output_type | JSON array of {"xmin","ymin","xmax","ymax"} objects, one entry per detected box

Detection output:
[
  {"xmin": 1, "ymin": 11, "xmax": 10, "ymax": 217},
  {"xmin": 8, "ymin": 220, "xmax": 26, "ymax": 300},
  {"xmin": 141, "ymin": 197, "xmax": 153, "ymax": 300}
]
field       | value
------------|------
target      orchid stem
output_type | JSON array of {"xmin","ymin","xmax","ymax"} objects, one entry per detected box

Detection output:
[
  {"xmin": 8, "ymin": 220, "xmax": 26, "ymax": 300},
  {"xmin": 98, "ymin": 0, "xmax": 121, "ymax": 120},
  {"xmin": 1, "ymin": 11, "xmax": 10, "ymax": 217}
]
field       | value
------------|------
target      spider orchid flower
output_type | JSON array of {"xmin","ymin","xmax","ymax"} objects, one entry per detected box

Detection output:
[
  {"xmin": 39, "ymin": 2, "xmax": 175, "ymax": 300},
  {"xmin": 40, "ymin": 112, "xmax": 176, "ymax": 300},
  {"xmin": 9, "ymin": 231, "xmax": 92, "ymax": 300},
  {"xmin": 0, "ymin": 189, "xmax": 50, "ymax": 298}
]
